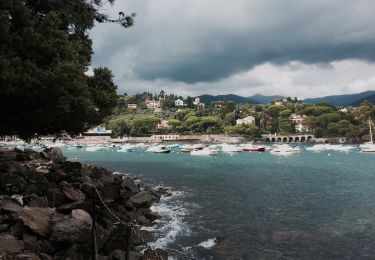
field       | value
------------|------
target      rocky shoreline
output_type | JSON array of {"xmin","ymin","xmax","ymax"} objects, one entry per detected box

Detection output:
[{"xmin": 0, "ymin": 147, "xmax": 169, "ymax": 259}]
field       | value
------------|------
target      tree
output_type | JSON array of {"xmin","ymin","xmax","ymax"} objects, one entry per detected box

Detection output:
[{"xmin": 0, "ymin": 0, "xmax": 134, "ymax": 139}]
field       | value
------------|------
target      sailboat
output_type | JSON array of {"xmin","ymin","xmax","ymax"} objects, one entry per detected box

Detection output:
[{"xmin": 360, "ymin": 118, "xmax": 375, "ymax": 152}]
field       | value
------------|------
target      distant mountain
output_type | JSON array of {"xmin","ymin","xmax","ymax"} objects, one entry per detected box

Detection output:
[
  {"xmin": 351, "ymin": 93, "xmax": 375, "ymax": 106},
  {"xmin": 197, "ymin": 94, "xmax": 257, "ymax": 105},
  {"xmin": 303, "ymin": 91, "xmax": 375, "ymax": 106},
  {"xmin": 248, "ymin": 94, "xmax": 284, "ymax": 104}
]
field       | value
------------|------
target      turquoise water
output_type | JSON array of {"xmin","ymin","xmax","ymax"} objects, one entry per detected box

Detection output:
[{"xmin": 63, "ymin": 147, "xmax": 375, "ymax": 259}]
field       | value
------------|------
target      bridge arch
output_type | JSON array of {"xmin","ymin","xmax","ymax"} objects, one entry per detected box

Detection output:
[
  {"xmin": 271, "ymin": 137, "xmax": 276, "ymax": 142},
  {"xmin": 295, "ymin": 136, "xmax": 300, "ymax": 142},
  {"xmin": 277, "ymin": 137, "xmax": 282, "ymax": 142},
  {"xmin": 301, "ymin": 136, "xmax": 306, "ymax": 142},
  {"xmin": 307, "ymin": 136, "xmax": 313, "ymax": 141},
  {"xmin": 283, "ymin": 137, "xmax": 288, "ymax": 142},
  {"xmin": 265, "ymin": 138, "xmax": 271, "ymax": 142}
]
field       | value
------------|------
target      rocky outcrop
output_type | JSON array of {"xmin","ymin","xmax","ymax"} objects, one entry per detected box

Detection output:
[{"xmin": 0, "ymin": 147, "xmax": 168, "ymax": 259}]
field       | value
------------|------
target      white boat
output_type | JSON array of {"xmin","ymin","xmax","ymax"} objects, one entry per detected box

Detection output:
[
  {"xmin": 85, "ymin": 145, "xmax": 105, "ymax": 152},
  {"xmin": 191, "ymin": 148, "xmax": 219, "ymax": 156},
  {"xmin": 360, "ymin": 118, "xmax": 375, "ymax": 153},
  {"xmin": 270, "ymin": 144, "xmax": 301, "ymax": 154},
  {"xmin": 117, "ymin": 144, "xmax": 135, "ymax": 152},
  {"xmin": 180, "ymin": 144, "xmax": 204, "ymax": 152},
  {"xmin": 146, "ymin": 145, "xmax": 171, "ymax": 153},
  {"xmin": 220, "ymin": 143, "xmax": 243, "ymax": 153}
]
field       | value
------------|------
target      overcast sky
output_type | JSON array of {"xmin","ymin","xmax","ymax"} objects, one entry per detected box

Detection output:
[{"xmin": 90, "ymin": 0, "xmax": 375, "ymax": 98}]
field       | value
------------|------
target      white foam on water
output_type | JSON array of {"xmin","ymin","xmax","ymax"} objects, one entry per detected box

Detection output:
[
  {"xmin": 141, "ymin": 189, "xmax": 191, "ymax": 250},
  {"xmin": 198, "ymin": 238, "xmax": 217, "ymax": 249}
]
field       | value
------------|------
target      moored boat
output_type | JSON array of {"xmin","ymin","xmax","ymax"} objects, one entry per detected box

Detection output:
[{"xmin": 191, "ymin": 148, "xmax": 219, "ymax": 156}]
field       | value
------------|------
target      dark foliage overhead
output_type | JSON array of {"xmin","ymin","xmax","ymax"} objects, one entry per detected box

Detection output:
[{"xmin": 0, "ymin": 0, "xmax": 133, "ymax": 139}]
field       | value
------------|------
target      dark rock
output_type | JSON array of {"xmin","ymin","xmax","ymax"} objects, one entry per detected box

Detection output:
[
  {"xmin": 24, "ymin": 185, "xmax": 41, "ymax": 196},
  {"xmin": 62, "ymin": 186, "xmax": 86, "ymax": 202},
  {"xmin": 39, "ymin": 253, "xmax": 53, "ymax": 260},
  {"xmin": 70, "ymin": 209, "xmax": 92, "ymax": 226},
  {"xmin": 15, "ymin": 253, "xmax": 39, "ymax": 260},
  {"xmin": 45, "ymin": 169, "xmax": 67, "ymax": 183},
  {"xmin": 99, "ymin": 185, "xmax": 120, "ymax": 201},
  {"xmin": 19, "ymin": 206, "xmax": 55, "ymax": 236},
  {"xmin": 40, "ymin": 151, "xmax": 50, "ymax": 160},
  {"xmin": 23, "ymin": 232, "xmax": 38, "ymax": 243},
  {"xmin": 89, "ymin": 165, "xmax": 112, "ymax": 179},
  {"xmin": 25, "ymin": 170, "xmax": 49, "ymax": 194},
  {"xmin": 100, "ymin": 175, "xmax": 115, "ymax": 185},
  {"xmin": 35, "ymin": 240, "xmax": 56, "ymax": 255},
  {"xmin": 157, "ymin": 187, "xmax": 172, "ymax": 197},
  {"xmin": 143, "ymin": 249, "xmax": 168, "ymax": 260},
  {"xmin": 0, "ymin": 151, "xmax": 17, "ymax": 161},
  {"xmin": 47, "ymin": 188, "xmax": 65, "ymax": 207},
  {"xmin": 0, "ymin": 233, "xmax": 25, "ymax": 254},
  {"xmin": 129, "ymin": 191, "xmax": 159, "ymax": 208},
  {"xmin": 132, "ymin": 229, "xmax": 152, "ymax": 246},
  {"xmin": 1, "ymin": 198, "xmax": 23, "ymax": 213},
  {"xmin": 121, "ymin": 177, "xmax": 140, "ymax": 194},
  {"xmin": 51, "ymin": 218, "xmax": 91, "ymax": 244},
  {"xmin": 15, "ymin": 152, "xmax": 31, "ymax": 161},
  {"xmin": 0, "ymin": 223, "xmax": 9, "ymax": 232},
  {"xmin": 9, "ymin": 221, "xmax": 25, "ymax": 238},
  {"xmin": 45, "ymin": 147, "xmax": 65, "ymax": 163},
  {"xmin": 63, "ymin": 161, "xmax": 82, "ymax": 173},
  {"xmin": 0, "ymin": 173, "xmax": 28, "ymax": 194},
  {"xmin": 59, "ymin": 243, "xmax": 91, "ymax": 260},
  {"xmin": 27, "ymin": 197, "xmax": 49, "ymax": 208}
]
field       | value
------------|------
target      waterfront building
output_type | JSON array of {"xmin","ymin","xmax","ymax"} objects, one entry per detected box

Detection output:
[
  {"xmin": 236, "ymin": 116, "xmax": 255, "ymax": 125},
  {"xmin": 157, "ymin": 119, "xmax": 170, "ymax": 129},
  {"xmin": 289, "ymin": 113, "xmax": 307, "ymax": 132},
  {"xmin": 83, "ymin": 126, "xmax": 112, "ymax": 140},
  {"xmin": 151, "ymin": 134, "xmax": 180, "ymax": 140}
]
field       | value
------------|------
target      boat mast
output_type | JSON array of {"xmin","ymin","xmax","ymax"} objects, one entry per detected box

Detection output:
[{"xmin": 369, "ymin": 117, "xmax": 373, "ymax": 144}]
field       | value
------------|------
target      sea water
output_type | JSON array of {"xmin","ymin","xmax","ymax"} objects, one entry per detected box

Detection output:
[{"xmin": 63, "ymin": 147, "xmax": 375, "ymax": 259}]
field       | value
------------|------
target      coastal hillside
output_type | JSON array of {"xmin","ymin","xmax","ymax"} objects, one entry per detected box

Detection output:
[
  {"xmin": 248, "ymin": 94, "xmax": 285, "ymax": 104},
  {"xmin": 196, "ymin": 94, "xmax": 258, "ymax": 105},
  {"xmin": 351, "ymin": 93, "xmax": 375, "ymax": 106},
  {"xmin": 303, "ymin": 90, "xmax": 375, "ymax": 106}
]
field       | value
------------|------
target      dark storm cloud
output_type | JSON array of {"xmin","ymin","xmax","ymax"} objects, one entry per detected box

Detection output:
[{"xmin": 91, "ymin": 0, "xmax": 375, "ymax": 85}]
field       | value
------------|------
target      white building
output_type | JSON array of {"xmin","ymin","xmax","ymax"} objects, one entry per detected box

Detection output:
[
  {"xmin": 193, "ymin": 97, "xmax": 205, "ymax": 109},
  {"xmin": 289, "ymin": 114, "xmax": 307, "ymax": 132},
  {"xmin": 83, "ymin": 126, "xmax": 112, "ymax": 140},
  {"xmin": 157, "ymin": 119, "xmax": 170, "ymax": 129},
  {"xmin": 175, "ymin": 99, "xmax": 184, "ymax": 107},
  {"xmin": 145, "ymin": 99, "xmax": 161, "ymax": 109},
  {"xmin": 236, "ymin": 116, "xmax": 255, "ymax": 125}
]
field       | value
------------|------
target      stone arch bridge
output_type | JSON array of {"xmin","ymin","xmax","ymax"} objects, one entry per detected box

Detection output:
[{"xmin": 262, "ymin": 134, "xmax": 315, "ymax": 143}]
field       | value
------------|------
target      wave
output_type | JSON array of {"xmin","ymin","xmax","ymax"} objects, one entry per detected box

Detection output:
[
  {"xmin": 198, "ymin": 238, "xmax": 217, "ymax": 249},
  {"xmin": 141, "ymin": 189, "xmax": 191, "ymax": 251}
]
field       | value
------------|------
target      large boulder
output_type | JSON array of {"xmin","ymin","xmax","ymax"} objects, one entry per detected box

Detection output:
[
  {"xmin": 121, "ymin": 177, "xmax": 140, "ymax": 194},
  {"xmin": 0, "ymin": 234, "xmax": 24, "ymax": 254},
  {"xmin": 63, "ymin": 161, "xmax": 82, "ymax": 173},
  {"xmin": 47, "ymin": 188, "xmax": 66, "ymax": 207},
  {"xmin": 50, "ymin": 218, "xmax": 91, "ymax": 244},
  {"xmin": 0, "ymin": 173, "xmax": 28, "ymax": 194},
  {"xmin": 62, "ymin": 186, "xmax": 86, "ymax": 202},
  {"xmin": 129, "ymin": 191, "xmax": 159, "ymax": 208},
  {"xmin": 45, "ymin": 147, "xmax": 65, "ymax": 163},
  {"xmin": 19, "ymin": 206, "xmax": 55, "ymax": 236},
  {"xmin": 70, "ymin": 209, "xmax": 92, "ymax": 226}
]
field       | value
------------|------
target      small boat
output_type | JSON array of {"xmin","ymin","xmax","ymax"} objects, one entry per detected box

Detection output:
[
  {"xmin": 191, "ymin": 148, "xmax": 219, "ymax": 156},
  {"xmin": 117, "ymin": 144, "xmax": 135, "ymax": 152},
  {"xmin": 147, "ymin": 145, "xmax": 171, "ymax": 153},
  {"xmin": 270, "ymin": 144, "xmax": 301, "ymax": 154},
  {"xmin": 240, "ymin": 143, "xmax": 265, "ymax": 152},
  {"xmin": 180, "ymin": 144, "xmax": 204, "ymax": 152},
  {"xmin": 360, "ymin": 118, "xmax": 375, "ymax": 153},
  {"xmin": 85, "ymin": 145, "xmax": 105, "ymax": 152},
  {"xmin": 221, "ymin": 143, "xmax": 243, "ymax": 153}
]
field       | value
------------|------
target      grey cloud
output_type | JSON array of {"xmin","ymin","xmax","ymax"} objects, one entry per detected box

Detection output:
[{"xmin": 91, "ymin": 0, "xmax": 375, "ymax": 86}]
